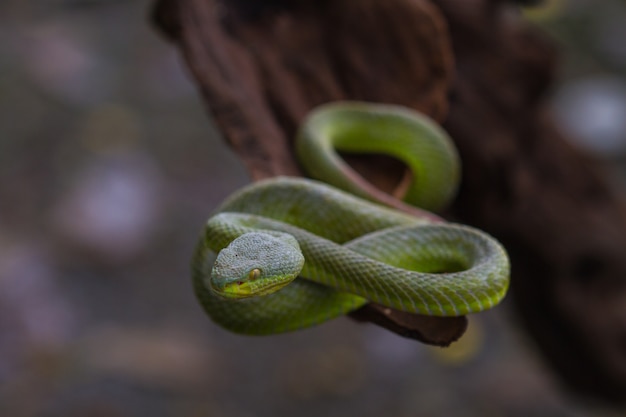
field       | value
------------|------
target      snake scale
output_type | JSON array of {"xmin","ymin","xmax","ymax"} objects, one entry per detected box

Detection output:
[{"xmin": 193, "ymin": 102, "xmax": 510, "ymax": 335}]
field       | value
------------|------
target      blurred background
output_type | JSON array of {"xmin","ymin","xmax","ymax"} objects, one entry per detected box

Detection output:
[{"xmin": 1, "ymin": 0, "xmax": 626, "ymax": 416}]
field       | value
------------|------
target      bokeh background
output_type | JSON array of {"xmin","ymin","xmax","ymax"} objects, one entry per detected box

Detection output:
[{"xmin": 1, "ymin": 0, "xmax": 626, "ymax": 416}]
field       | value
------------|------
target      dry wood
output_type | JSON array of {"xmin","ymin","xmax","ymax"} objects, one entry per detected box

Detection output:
[{"xmin": 153, "ymin": 0, "xmax": 626, "ymax": 401}]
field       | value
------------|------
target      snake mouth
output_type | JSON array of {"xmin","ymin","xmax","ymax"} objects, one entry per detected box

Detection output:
[{"xmin": 213, "ymin": 279, "xmax": 288, "ymax": 299}]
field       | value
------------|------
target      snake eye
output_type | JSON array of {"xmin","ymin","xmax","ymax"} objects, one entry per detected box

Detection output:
[{"xmin": 248, "ymin": 268, "xmax": 261, "ymax": 281}]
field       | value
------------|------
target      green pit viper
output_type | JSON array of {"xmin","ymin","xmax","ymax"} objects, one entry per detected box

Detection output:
[{"xmin": 193, "ymin": 101, "xmax": 510, "ymax": 335}]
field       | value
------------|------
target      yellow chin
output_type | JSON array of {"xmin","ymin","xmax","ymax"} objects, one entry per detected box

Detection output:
[{"xmin": 216, "ymin": 280, "xmax": 287, "ymax": 299}]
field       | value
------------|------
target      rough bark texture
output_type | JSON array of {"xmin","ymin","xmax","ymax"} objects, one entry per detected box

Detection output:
[{"xmin": 153, "ymin": 0, "xmax": 626, "ymax": 402}]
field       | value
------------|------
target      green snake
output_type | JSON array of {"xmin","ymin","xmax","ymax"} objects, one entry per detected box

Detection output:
[{"xmin": 193, "ymin": 102, "xmax": 510, "ymax": 335}]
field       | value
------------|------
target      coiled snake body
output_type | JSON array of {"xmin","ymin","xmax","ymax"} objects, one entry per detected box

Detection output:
[{"xmin": 193, "ymin": 102, "xmax": 510, "ymax": 335}]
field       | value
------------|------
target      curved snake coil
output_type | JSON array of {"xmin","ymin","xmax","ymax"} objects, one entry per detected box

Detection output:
[{"xmin": 193, "ymin": 102, "xmax": 510, "ymax": 335}]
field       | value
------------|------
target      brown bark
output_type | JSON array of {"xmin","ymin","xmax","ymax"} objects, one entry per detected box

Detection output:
[{"xmin": 153, "ymin": 0, "xmax": 626, "ymax": 401}]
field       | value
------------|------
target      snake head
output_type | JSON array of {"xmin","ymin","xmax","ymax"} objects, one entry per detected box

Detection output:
[{"xmin": 210, "ymin": 231, "xmax": 305, "ymax": 299}]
